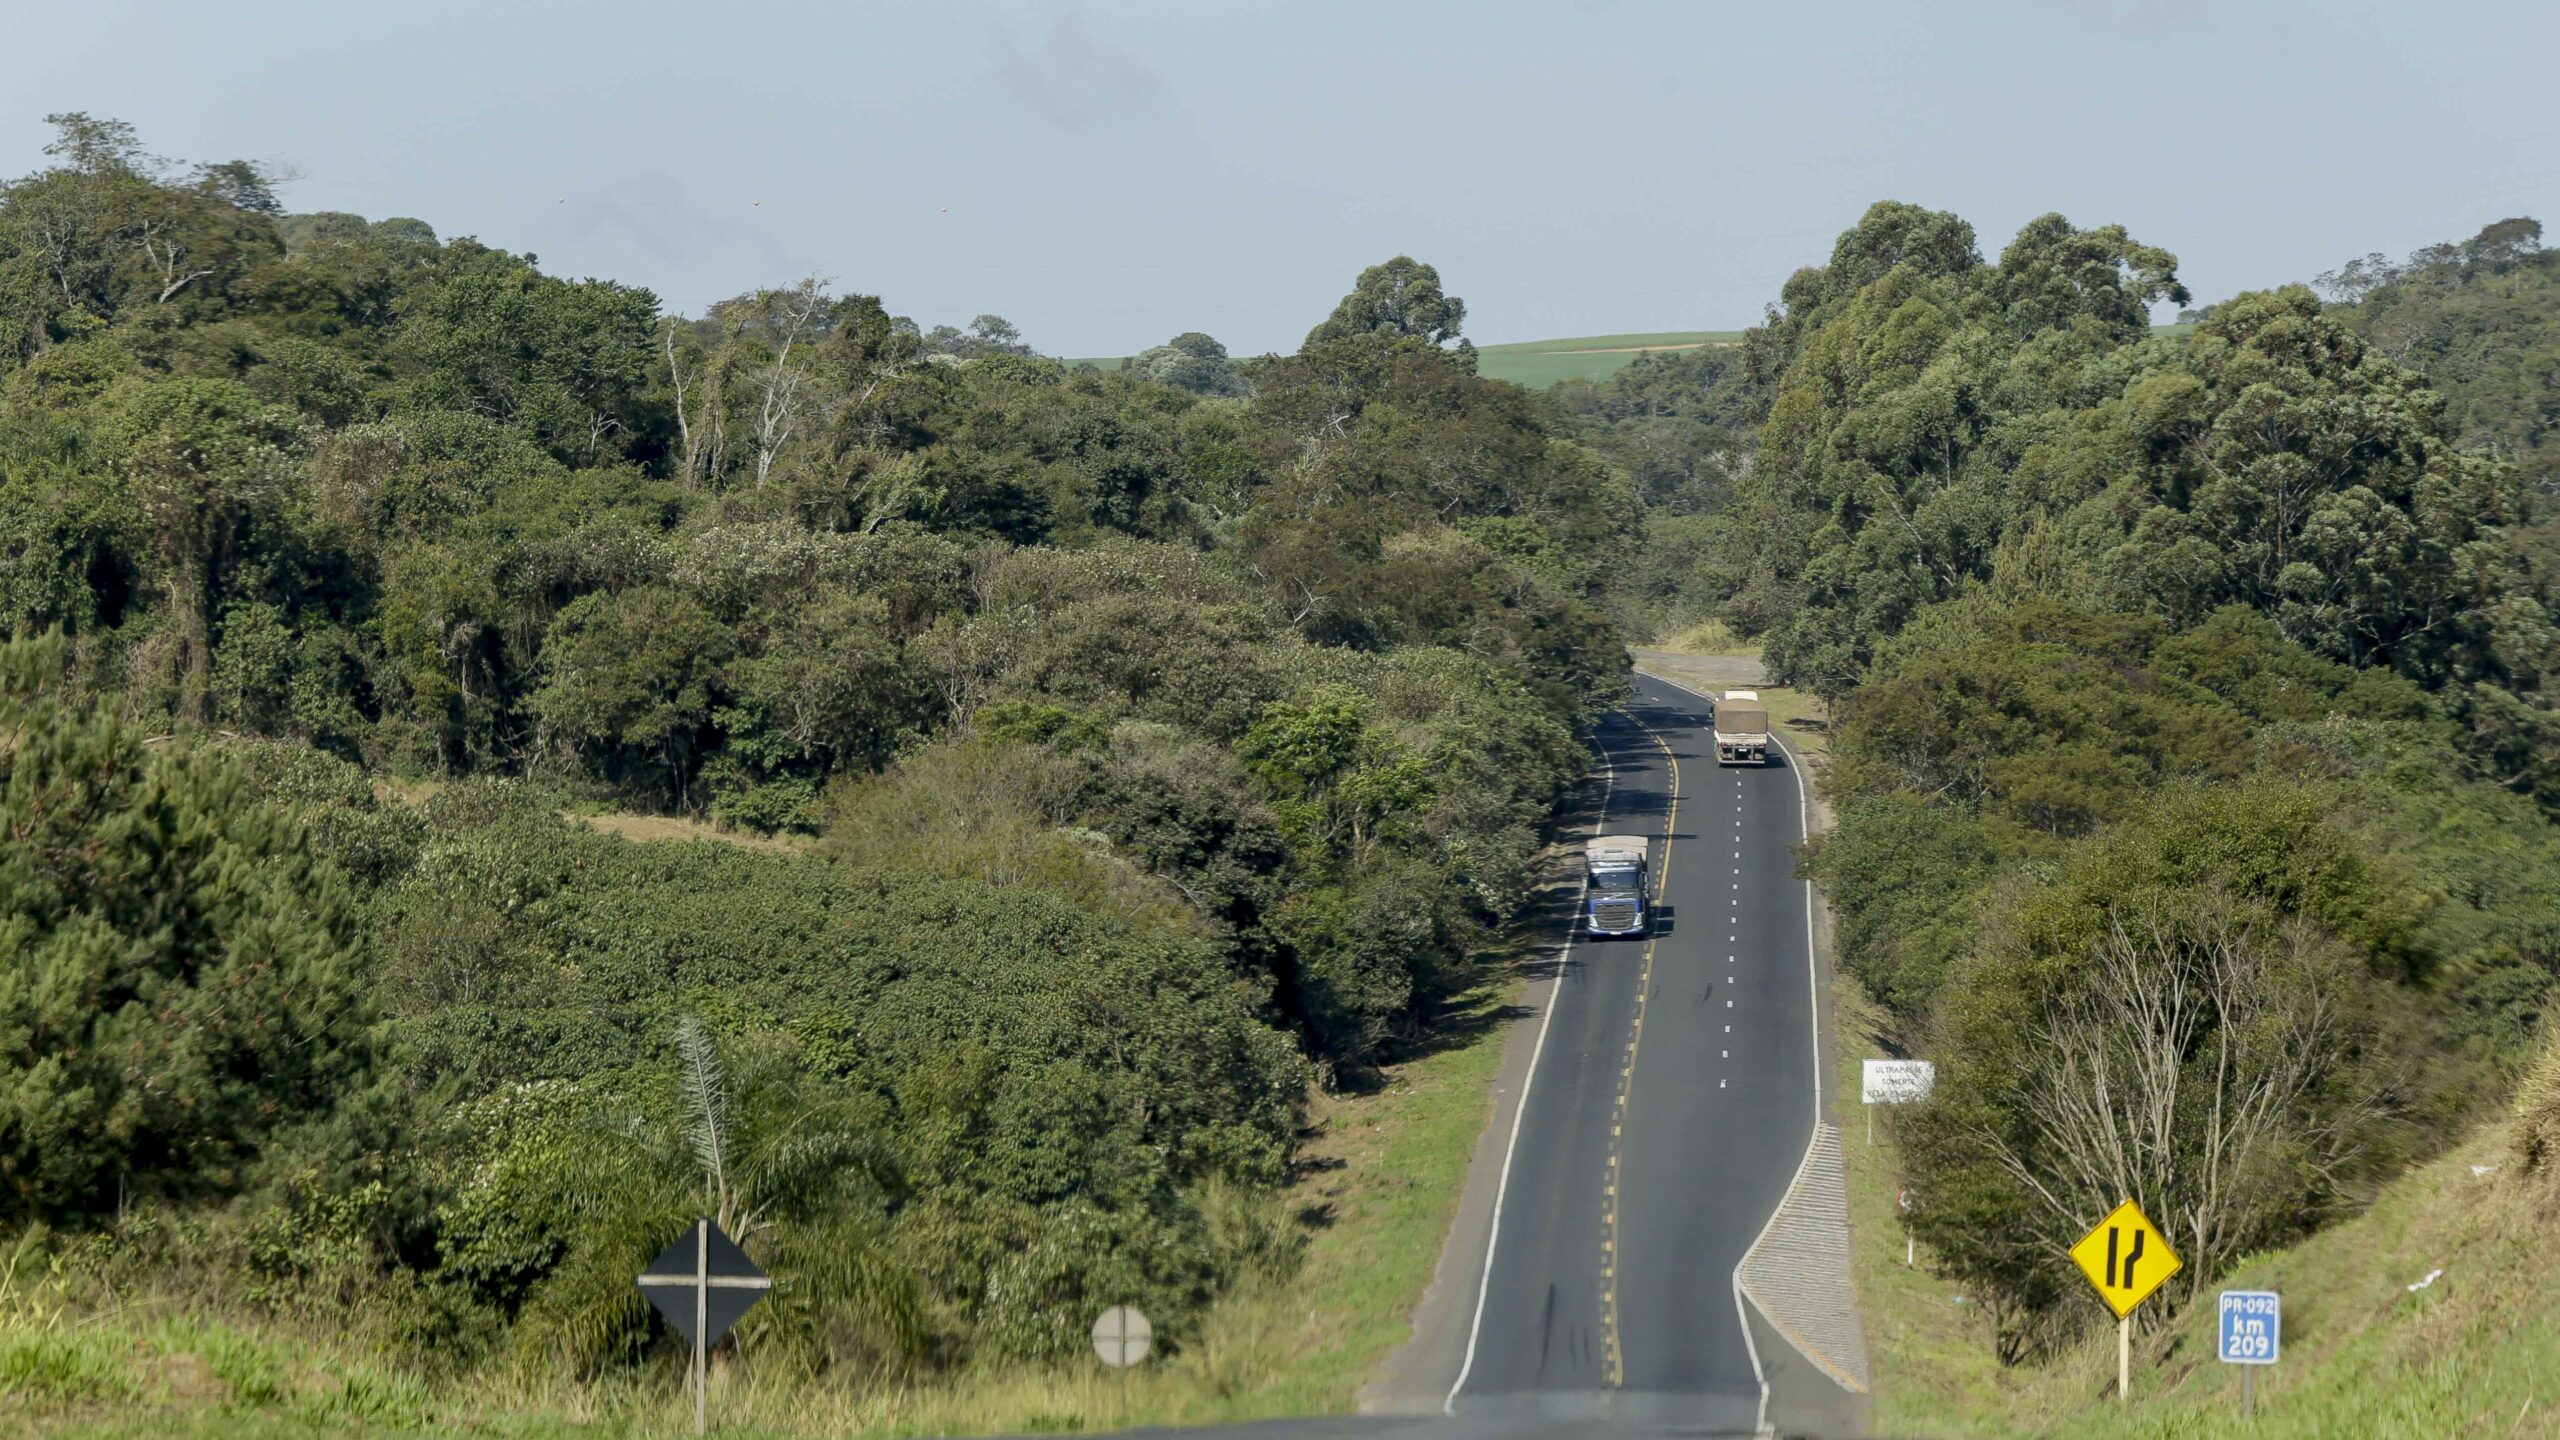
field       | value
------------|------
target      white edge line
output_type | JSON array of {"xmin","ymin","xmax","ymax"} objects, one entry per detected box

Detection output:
[
  {"xmin": 1638, "ymin": 669, "xmax": 1825, "ymax": 1436},
  {"xmin": 1442, "ymin": 721, "xmax": 1619, "ymax": 1415}
]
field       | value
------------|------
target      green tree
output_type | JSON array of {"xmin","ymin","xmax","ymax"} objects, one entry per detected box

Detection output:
[
  {"xmin": 398, "ymin": 241, "xmax": 660, "ymax": 464},
  {"xmin": 2322, "ymin": 217, "xmax": 2560, "ymax": 495},
  {"xmin": 2073, "ymin": 286, "xmax": 2547, "ymax": 803},
  {"xmin": 0, "ymin": 636, "xmax": 366, "ymax": 1221},
  {"xmin": 531, "ymin": 585, "xmax": 735, "ymax": 805},
  {"xmin": 1992, "ymin": 212, "xmax": 2188, "ymax": 341},
  {"xmin": 112, "ymin": 376, "xmax": 305, "ymax": 723},
  {"xmin": 1130, "ymin": 331, "xmax": 1247, "ymax": 396},
  {"xmin": 707, "ymin": 589, "xmax": 933, "ymax": 832},
  {"xmin": 922, "ymin": 313, "xmax": 1035, "ymax": 359},
  {"xmin": 1302, "ymin": 256, "xmax": 1466, "ymax": 349}
]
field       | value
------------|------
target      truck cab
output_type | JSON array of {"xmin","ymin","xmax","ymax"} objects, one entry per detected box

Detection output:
[{"xmin": 1584, "ymin": 835, "xmax": 1650, "ymax": 938}]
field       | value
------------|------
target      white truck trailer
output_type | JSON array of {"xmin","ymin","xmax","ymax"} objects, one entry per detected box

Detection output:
[{"xmin": 1713, "ymin": 691, "xmax": 1769, "ymax": 765}]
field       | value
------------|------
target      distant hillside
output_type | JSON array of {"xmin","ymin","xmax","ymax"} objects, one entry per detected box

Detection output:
[
  {"xmin": 1068, "ymin": 332, "xmax": 1749, "ymax": 389},
  {"xmin": 2319, "ymin": 217, "xmax": 2558, "ymax": 495}
]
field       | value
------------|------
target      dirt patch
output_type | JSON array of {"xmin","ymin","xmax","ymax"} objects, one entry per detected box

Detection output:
[
  {"xmin": 147, "ymin": 1349, "xmax": 223, "ymax": 1405},
  {"xmin": 370, "ymin": 778, "xmax": 442, "ymax": 806},
  {"xmin": 573, "ymin": 811, "xmax": 814, "ymax": 854}
]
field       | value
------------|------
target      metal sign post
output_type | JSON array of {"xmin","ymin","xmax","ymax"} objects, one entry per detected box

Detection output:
[
  {"xmin": 2218, "ymin": 1290, "xmax": 2280, "ymax": 1421},
  {"xmin": 1092, "ymin": 1305, "xmax": 1154, "ymax": 1424},
  {"xmin": 2117, "ymin": 1316, "xmax": 2130, "ymax": 1407},
  {"xmin": 2068, "ymin": 1199, "xmax": 2183, "ymax": 1403},
  {"xmin": 638, "ymin": 1219, "xmax": 773, "ymax": 1437}
]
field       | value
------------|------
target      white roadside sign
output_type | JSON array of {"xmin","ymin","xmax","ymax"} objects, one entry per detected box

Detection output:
[
  {"xmin": 1092, "ymin": 1305, "xmax": 1153, "ymax": 1368},
  {"xmin": 1861, "ymin": 1059, "xmax": 1936, "ymax": 1104}
]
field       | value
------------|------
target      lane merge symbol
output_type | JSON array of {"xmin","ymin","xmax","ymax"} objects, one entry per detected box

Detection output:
[{"xmin": 2069, "ymin": 1198, "xmax": 2182, "ymax": 1319}]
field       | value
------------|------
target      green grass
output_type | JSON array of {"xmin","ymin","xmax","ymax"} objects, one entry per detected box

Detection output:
[
  {"xmin": 0, "ymin": 1326, "xmax": 134, "ymax": 1407},
  {"xmin": 1835, "ymin": 976, "xmax": 2560, "ymax": 1438},
  {"xmin": 3, "ymin": 969, "xmax": 1525, "ymax": 1439}
]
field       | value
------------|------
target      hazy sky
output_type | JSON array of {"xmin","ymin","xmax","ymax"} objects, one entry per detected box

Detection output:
[{"xmin": 5, "ymin": 1, "xmax": 2554, "ymax": 356}]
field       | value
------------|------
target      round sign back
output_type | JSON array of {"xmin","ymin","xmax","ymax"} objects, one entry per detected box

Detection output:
[{"xmin": 1091, "ymin": 1305, "xmax": 1153, "ymax": 1368}]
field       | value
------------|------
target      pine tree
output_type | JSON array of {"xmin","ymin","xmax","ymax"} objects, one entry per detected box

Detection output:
[{"xmin": 0, "ymin": 635, "xmax": 367, "ymax": 1219}]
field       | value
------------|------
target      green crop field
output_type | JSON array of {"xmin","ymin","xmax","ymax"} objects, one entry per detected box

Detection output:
[
  {"xmin": 1473, "ymin": 330, "xmax": 1741, "ymax": 354},
  {"xmin": 1470, "ymin": 331, "xmax": 1743, "ymax": 388}
]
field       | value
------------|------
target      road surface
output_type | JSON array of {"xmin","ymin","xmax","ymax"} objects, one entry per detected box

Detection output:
[{"xmin": 1433, "ymin": 672, "xmax": 1828, "ymax": 1431}]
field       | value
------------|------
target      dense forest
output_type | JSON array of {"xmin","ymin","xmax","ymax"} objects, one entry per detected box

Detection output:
[
  {"xmin": 1559, "ymin": 205, "xmax": 2560, "ymax": 1359},
  {"xmin": 8, "ymin": 100, "xmax": 2560, "ymax": 1402},
  {"xmin": 0, "ymin": 115, "xmax": 1628, "ymax": 1378}
]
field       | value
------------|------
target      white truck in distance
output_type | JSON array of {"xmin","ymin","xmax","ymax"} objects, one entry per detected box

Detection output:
[
  {"xmin": 1714, "ymin": 691, "xmax": 1769, "ymax": 765},
  {"xmin": 1583, "ymin": 835, "xmax": 1650, "ymax": 939}
]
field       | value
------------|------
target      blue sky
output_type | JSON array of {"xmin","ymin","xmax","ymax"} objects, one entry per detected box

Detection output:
[{"xmin": 5, "ymin": 0, "xmax": 2553, "ymax": 356}]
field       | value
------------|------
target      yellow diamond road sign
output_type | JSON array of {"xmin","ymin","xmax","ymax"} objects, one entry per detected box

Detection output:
[{"xmin": 2070, "ymin": 1198, "xmax": 2183, "ymax": 1318}]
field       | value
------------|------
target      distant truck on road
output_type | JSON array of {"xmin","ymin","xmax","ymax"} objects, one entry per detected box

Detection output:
[
  {"xmin": 1584, "ymin": 835, "xmax": 1650, "ymax": 939},
  {"xmin": 1714, "ymin": 691, "xmax": 1769, "ymax": 766}
]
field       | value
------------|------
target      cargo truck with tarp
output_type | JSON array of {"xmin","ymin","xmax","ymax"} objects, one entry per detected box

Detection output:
[{"xmin": 1713, "ymin": 690, "xmax": 1769, "ymax": 765}]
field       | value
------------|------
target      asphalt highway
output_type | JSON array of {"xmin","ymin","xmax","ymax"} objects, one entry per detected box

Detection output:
[{"xmin": 1443, "ymin": 673, "xmax": 1822, "ymax": 1431}]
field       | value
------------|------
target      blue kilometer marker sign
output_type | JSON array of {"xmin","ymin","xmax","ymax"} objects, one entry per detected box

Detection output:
[{"xmin": 2218, "ymin": 1289, "xmax": 2281, "ymax": 1365}]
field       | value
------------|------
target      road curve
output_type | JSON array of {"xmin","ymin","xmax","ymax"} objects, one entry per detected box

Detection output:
[{"xmin": 1443, "ymin": 673, "xmax": 1823, "ymax": 1431}]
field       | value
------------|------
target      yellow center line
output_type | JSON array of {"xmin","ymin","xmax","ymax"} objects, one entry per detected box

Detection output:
[{"xmin": 1600, "ymin": 707, "xmax": 1679, "ymax": 1390}]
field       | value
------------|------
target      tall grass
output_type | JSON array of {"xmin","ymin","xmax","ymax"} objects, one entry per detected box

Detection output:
[{"xmin": 1652, "ymin": 616, "xmax": 1760, "ymax": 658}]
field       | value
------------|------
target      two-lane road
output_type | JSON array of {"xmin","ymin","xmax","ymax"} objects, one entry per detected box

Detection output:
[{"xmin": 1445, "ymin": 673, "xmax": 1821, "ymax": 1431}]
